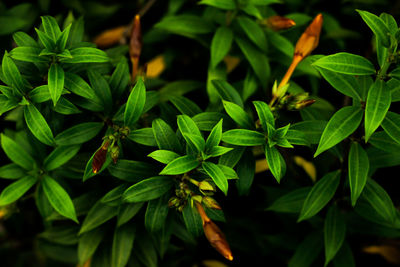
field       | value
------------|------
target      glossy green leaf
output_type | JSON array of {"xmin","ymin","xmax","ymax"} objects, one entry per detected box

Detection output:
[
  {"xmin": 160, "ymin": 155, "xmax": 200, "ymax": 175},
  {"xmin": 314, "ymin": 106, "xmax": 363, "ymax": 157},
  {"xmin": 222, "ymin": 129, "xmax": 265, "ymax": 146},
  {"xmin": 348, "ymin": 142, "xmax": 369, "ymax": 207},
  {"xmin": 13, "ymin": 31, "xmax": 38, "ymax": 47},
  {"xmin": 128, "ymin": 128, "xmax": 157, "ymax": 147},
  {"xmin": 109, "ymin": 57, "xmax": 130, "ymax": 99},
  {"xmin": 10, "ymin": 47, "xmax": 46, "ymax": 63},
  {"xmin": 24, "ymin": 104, "xmax": 55, "ymax": 146},
  {"xmin": 253, "ymin": 101, "xmax": 275, "ymax": 131},
  {"xmin": 48, "ymin": 64, "xmax": 65, "ymax": 106},
  {"xmin": 44, "ymin": 145, "xmax": 80, "ymax": 171},
  {"xmin": 169, "ymin": 95, "xmax": 202, "ymax": 117},
  {"xmin": 64, "ymin": 72, "xmax": 96, "ymax": 100},
  {"xmin": 124, "ymin": 77, "xmax": 146, "ymax": 127},
  {"xmin": 312, "ymin": 52, "xmax": 375, "ymax": 75},
  {"xmin": 2, "ymin": 51, "xmax": 26, "ymax": 92},
  {"xmin": 381, "ymin": 111, "xmax": 400, "ymax": 145},
  {"xmin": 56, "ymin": 24, "xmax": 71, "ymax": 51},
  {"xmin": 237, "ymin": 16, "xmax": 268, "ymax": 51},
  {"xmin": 202, "ymin": 161, "xmax": 228, "ymax": 195},
  {"xmin": 223, "ymin": 100, "xmax": 254, "ymax": 129},
  {"xmin": 265, "ymin": 145, "xmax": 286, "ymax": 183},
  {"xmin": 211, "ymin": 26, "xmax": 233, "ymax": 68},
  {"xmin": 357, "ymin": 9, "xmax": 391, "ymax": 48},
  {"xmin": 54, "ymin": 97, "xmax": 80, "ymax": 115},
  {"xmin": 365, "ymin": 80, "xmax": 391, "ymax": 142},
  {"xmin": 148, "ymin": 150, "xmax": 180, "ymax": 164},
  {"xmin": 0, "ymin": 134, "xmax": 35, "ymax": 170},
  {"xmin": 0, "ymin": 163, "xmax": 26, "ymax": 179},
  {"xmin": 152, "ymin": 118, "xmax": 183, "ymax": 153},
  {"xmin": 298, "ymin": 171, "xmax": 341, "ymax": 222},
  {"xmin": 41, "ymin": 16, "xmax": 61, "ymax": 40},
  {"xmin": 42, "ymin": 175, "xmax": 77, "ymax": 223},
  {"xmin": 55, "ymin": 122, "xmax": 103, "ymax": 146},
  {"xmin": 316, "ymin": 68, "xmax": 361, "ymax": 100},
  {"xmin": 61, "ymin": 47, "xmax": 109, "ymax": 63},
  {"xmin": 112, "ymin": 223, "xmax": 136, "ymax": 267},
  {"xmin": 211, "ymin": 80, "xmax": 244, "ymax": 108},
  {"xmin": 324, "ymin": 205, "xmax": 346, "ymax": 266},
  {"xmin": 117, "ymin": 203, "xmax": 144, "ymax": 227},
  {"xmin": 369, "ymin": 131, "xmax": 400, "ymax": 153},
  {"xmin": 0, "ymin": 176, "xmax": 37, "ymax": 206},
  {"xmin": 145, "ymin": 194, "xmax": 170, "ymax": 233},
  {"xmin": 290, "ymin": 120, "xmax": 327, "ymax": 145},
  {"xmin": 205, "ymin": 119, "xmax": 223, "ymax": 149},
  {"xmin": 88, "ymin": 70, "xmax": 112, "ymax": 114},
  {"xmin": 123, "ymin": 176, "xmax": 173, "ymax": 203},
  {"xmin": 35, "ymin": 29, "xmax": 56, "ymax": 51}
]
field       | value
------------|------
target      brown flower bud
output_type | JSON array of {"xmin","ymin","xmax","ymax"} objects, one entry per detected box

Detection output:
[
  {"xmin": 130, "ymin": 14, "xmax": 142, "ymax": 80},
  {"xmin": 294, "ymin": 99, "xmax": 316, "ymax": 109},
  {"xmin": 93, "ymin": 26, "xmax": 126, "ymax": 48},
  {"xmin": 195, "ymin": 202, "xmax": 233, "ymax": 261},
  {"xmin": 92, "ymin": 140, "xmax": 110, "ymax": 174},
  {"xmin": 265, "ymin": 15, "xmax": 296, "ymax": 31}
]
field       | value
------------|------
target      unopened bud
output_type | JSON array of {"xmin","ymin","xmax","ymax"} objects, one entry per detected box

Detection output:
[
  {"xmin": 92, "ymin": 140, "xmax": 110, "ymax": 173},
  {"xmin": 168, "ymin": 197, "xmax": 180, "ymax": 208},
  {"xmin": 110, "ymin": 145, "xmax": 119, "ymax": 164},
  {"xmin": 203, "ymin": 196, "xmax": 221, "ymax": 210},
  {"xmin": 265, "ymin": 15, "xmax": 296, "ymax": 31},
  {"xmin": 294, "ymin": 13, "xmax": 323, "ymax": 58},
  {"xmin": 130, "ymin": 14, "xmax": 142, "ymax": 80},
  {"xmin": 295, "ymin": 99, "xmax": 316, "ymax": 109}
]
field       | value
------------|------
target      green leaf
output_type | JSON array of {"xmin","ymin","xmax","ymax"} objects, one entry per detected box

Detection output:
[
  {"xmin": 67, "ymin": 16, "xmax": 84, "ymax": 47},
  {"xmin": 169, "ymin": 95, "xmax": 202, "ymax": 117},
  {"xmin": 207, "ymin": 146, "xmax": 233, "ymax": 158},
  {"xmin": 333, "ymin": 242, "xmax": 356, "ymax": 267},
  {"xmin": 182, "ymin": 203, "xmax": 203, "ymax": 237},
  {"xmin": 64, "ymin": 72, "xmax": 96, "ymax": 100},
  {"xmin": 312, "ymin": 52, "xmax": 375, "ymax": 75},
  {"xmin": 0, "ymin": 134, "xmax": 35, "ymax": 170},
  {"xmin": 290, "ymin": 120, "xmax": 327, "ymax": 145},
  {"xmin": 288, "ymin": 232, "xmax": 323, "ymax": 267},
  {"xmin": 381, "ymin": 111, "xmax": 400, "ymax": 145},
  {"xmin": 316, "ymin": 68, "xmax": 361, "ymax": 100},
  {"xmin": 61, "ymin": 47, "xmax": 109, "ymax": 63},
  {"xmin": 79, "ymin": 199, "xmax": 118, "ymax": 234},
  {"xmin": 0, "ymin": 163, "xmax": 26, "ymax": 179},
  {"xmin": 44, "ymin": 145, "xmax": 80, "ymax": 171},
  {"xmin": 13, "ymin": 31, "xmax": 38, "ymax": 47},
  {"xmin": 205, "ymin": 119, "xmax": 223, "ymax": 150},
  {"xmin": 88, "ymin": 70, "xmax": 112, "ymax": 114},
  {"xmin": 202, "ymin": 162, "xmax": 228, "ymax": 195},
  {"xmin": 222, "ymin": 129, "xmax": 265, "ymax": 146},
  {"xmin": 55, "ymin": 122, "xmax": 103, "ymax": 146},
  {"xmin": 148, "ymin": 150, "xmax": 180, "ymax": 164},
  {"xmin": 41, "ymin": 16, "xmax": 61, "ymax": 40},
  {"xmin": 235, "ymin": 36, "xmax": 270, "ymax": 88},
  {"xmin": 253, "ymin": 101, "xmax": 275, "ymax": 131},
  {"xmin": 155, "ymin": 15, "xmax": 214, "ymax": 37},
  {"xmin": 145, "ymin": 194, "xmax": 170, "ymax": 233},
  {"xmin": 2, "ymin": 51, "xmax": 27, "ymax": 92},
  {"xmin": 199, "ymin": 0, "xmax": 236, "ymax": 9},
  {"xmin": 35, "ymin": 28, "xmax": 56, "ymax": 51},
  {"xmin": 235, "ymin": 149, "xmax": 255, "ymax": 196},
  {"xmin": 10, "ymin": 47, "xmax": 46, "ymax": 63},
  {"xmin": 237, "ymin": 16, "xmax": 268, "ymax": 52},
  {"xmin": 0, "ymin": 176, "xmax": 37, "ymax": 206},
  {"xmin": 128, "ymin": 128, "xmax": 157, "ymax": 147},
  {"xmin": 112, "ymin": 223, "xmax": 136, "ymax": 267},
  {"xmin": 117, "ymin": 203, "xmax": 144, "ymax": 227},
  {"xmin": 56, "ymin": 24, "xmax": 71, "ymax": 51},
  {"xmin": 314, "ymin": 106, "xmax": 363, "ymax": 157},
  {"xmin": 265, "ymin": 145, "xmax": 286, "ymax": 183},
  {"xmin": 38, "ymin": 226, "xmax": 79, "ymax": 245},
  {"xmin": 42, "ymin": 175, "xmax": 77, "ymax": 223},
  {"xmin": 365, "ymin": 80, "xmax": 391, "ymax": 142},
  {"xmin": 24, "ymin": 104, "xmax": 55, "ymax": 146},
  {"xmin": 78, "ymin": 228, "xmax": 105, "ymax": 265},
  {"xmin": 211, "ymin": 26, "xmax": 233, "ymax": 68},
  {"xmin": 348, "ymin": 142, "xmax": 369, "ymax": 207},
  {"xmin": 54, "ymin": 97, "xmax": 81, "ymax": 114},
  {"xmin": 369, "ymin": 131, "xmax": 400, "ymax": 153},
  {"xmin": 177, "ymin": 115, "xmax": 204, "ymax": 151},
  {"xmin": 48, "ymin": 63, "xmax": 65, "ymax": 106},
  {"xmin": 298, "ymin": 171, "xmax": 341, "ymax": 222},
  {"xmin": 152, "ymin": 118, "xmax": 183, "ymax": 153},
  {"xmin": 29, "ymin": 85, "xmax": 51, "ymax": 103},
  {"xmin": 159, "ymin": 80, "xmax": 202, "ymax": 102},
  {"xmin": 357, "ymin": 9, "xmax": 391, "ymax": 48},
  {"xmin": 223, "ymin": 100, "xmax": 254, "ymax": 129},
  {"xmin": 123, "ymin": 176, "xmax": 174, "ymax": 203},
  {"xmin": 108, "ymin": 160, "xmax": 157, "ymax": 182},
  {"xmin": 160, "ymin": 155, "xmax": 200, "ymax": 175},
  {"xmin": 267, "ymin": 187, "xmax": 311, "ymax": 213},
  {"xmin": 360, "ymin": 178, "xmax": 397, "ymax": 224},
  {"xmin": 211, "ymin": 80, "xmax": 244, "ymax": 108},
  {"xmin": 124, "ymin": 77, "xmax": 146, "ymax": 127},
  {"xmin": 324, "ymin": 205, "xmax": 346, "ymax": 266},
  {"xmin": 101, "ymin": 185, "xmax": 128, "ymax": 204},
  {"xmin": 109, "ymin": 57, "xmax": 130, "ymax": 99}
]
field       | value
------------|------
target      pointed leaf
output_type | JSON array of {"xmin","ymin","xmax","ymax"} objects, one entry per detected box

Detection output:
[
  {"xmin": 24, "ymin": 104, "xmax": 55, "ymax": 146},
  {"xmin": 222, "ymin": 129, "xmax": 265, "ymax": 146},
  {"xmin": 112, "ymin": 224, "xmax": 136, "ymax": 267},
  {"xmin": 348, "ymin": 142, "xmax": 369, "ymax": 206},
  {"xmin": 152, "ymin": 118, "xmax": 183, "ymax": 153},
  {"xmin": 0, "ymin": 134, "xmax": 35, "ymax": 170},
  {"xmin": 55, "ymin": 122, "xmax": 103, "ymax": 146},
  {"xmin": 160, "ymin": 155, "xmax": 200, "ymax": 175},
  {"xmin": 316, "ymin": 68, "xmax": 361, "ymax": 100},
  {"xmin": 145, "ymin": 194, "xmax": 170, "ymax": 233},
  {"xmin": 0, "ymin": 176, "xmax": 37, "ymax": 206},
  {"xmin": 381, "ymin": 111, "xmax": 400, "ymax": 145},
  {"xmin": 312, "ymin": 52, "xmax": 375, "ymax": 75},
  {"xmin": 123, "ymin": 176, "xmax": 173, "ymax": 203},
  {"xmin": 265, "ymin": 145, "xmax": 286, "ymax": 183},
  {"xmin": 78, "ymin": 228, "xmax": 105, "ymax": 265},
  {"xmin": 44, "ymin": 145, "xmax": 81, "ymax": 171},
  {"xmin": 237, "ymin": 16, "xmax": 268, "ymax": 52},
  {"xmin": 206, "ymin": 119, "xmax": 223, "ymax": 149},
  {"xmin": 48, "ymin": 64, "xmax": 65, "ymax": 106},
  {"xmin": 211, "ymin": 26, "xmax": 233, "ymax": 68},
  {"xmin": 202, "ymin": 162, "xmax": 228, "ymax": 195},
  {"xmin": 253, "ymin": 101, "xmax": 275, "ymax": 131},
  {"xmin": 124, "ymin": 77, "xmax": 146, "ymax": 127},
  {"xmin": 357, "ymin": 9, "xmax": 391, "ymax": 48},
  {"xmin": 222, "ymin": 100, "xmax": 254, "ymax": 129},
  {"xmin": 148, "ymin": 150, "xmax": 180, "ymax": 164},
  {"xmin": 324, "ymin": 205, "xmax": 346, "ymax": 266},
  {"xmin": 79, "ymin": 200, "xmax": 118, "ymax": 234}
]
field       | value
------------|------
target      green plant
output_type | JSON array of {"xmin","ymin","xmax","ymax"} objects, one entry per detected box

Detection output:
[{"xmin": 1, "ymin": 1, "xmax": 400, "ymax": 266}]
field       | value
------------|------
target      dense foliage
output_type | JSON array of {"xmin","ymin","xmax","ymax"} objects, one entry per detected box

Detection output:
[{"xmin": 1, "ymin": 0, "xmax": 400, "ymax": 266}]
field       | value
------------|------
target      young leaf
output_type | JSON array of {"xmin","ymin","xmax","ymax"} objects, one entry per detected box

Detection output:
[
  {"xmin": 298, "ymin": 171, "xmax": 341, "ymax": 222},
  {"xmin": 43, "ymin": 145, "xmax": 81, "ymax": 171},
  {"xmin": 24, "ymin": 104, "xmax": 55, "ymax": 146},
  {"xmin": 78, "ymin": 228, "xmax": 105, "ymax": 265},
  {"xmin": 265, "ymin": 145, "xmax": 286, "ymax": 183},
  {"xmin": 42, "ymin": 175, "xmax": 78, "ymax": 223},
  {"xmin": 145, "ymin": 194, "xmax": 170, "ymax": 233},
  {"xmin": 41, "ymin": 16, "xmax": 61, "ymax": 40},
  {"xmin": 79, "ymin": 200, "xmax": 118, "ymax": 234},
  {"xmin": 148, "ymin": 150, "xmax": 180, "ymax": 164},
  {"xmin": 112, "ymin": 223, "xmax": 136, "ymax": 267},
  {"xmin": 237, "ymin": 16, "xmax": 268, "ymax": 52},
  {"xmin": 348, "ymin": 142, "xmax": 369, "ymax": 206},
  {"xmin": 152, "ymin": 118, "xmax": 183, "ymax": 153},
  {"xmin": 202, "ymin": 162, "xmax": 228, "ymax": 195},
  {"xmin": 0, "ymin": 176, "xmax": 37, "ymax": 206},
  {"xmin": 365, "ymin": 80, "xmax": 391, "ymax": 142},
  {"xmin": 0, "ymin": 134, "xmax": 35, "ymax": 170},
  {"xmin": 211, "ymin": 26, "xmax": 233, "ymax": 68},
  {"xmin": 314, "ymin": 106, "xmax": 363, "ymax": 157},
  {"xmin": 206, "ymin": 119, "xmax": 223, "ymax": 149},
  {"xmin": 253, "ymin": 101, "xmax": 275, "ymax": 131},
  {"xmin": 222, "ymin": 100, "xmax": 254, "ymax": 129},
  {"xmin": 61, "ymin": 47, "xmax": 109, "ymax": 63},
  {"xmin": 312, "ymin": 52, "xmax": 375, "ymax": 75},
  {"xmin": 2, "ymin": 51, "xmax": 27, "ymax": 92},
  {"xmin": 222, "ymin": 129, "xmax": 265, "ymax": 146},
  {"xmin": 357, "ymin": 9, "xmax": 391, "ymax": 48},
  {"xmin": 211, "ymin": 80, "xmax": 244, "ymax": 108},
  {"xmin": 10, "ymin": 47, "xmax": 47, "ymax": 63},
  {"xmin": 55, "ymin": 122, "xmax": 103, "ymax": 146},
  {"xmin": 324, "ymin": 205, "xmax": 346, "ymax": 266},
  {"xmin": 207, "ymin": 146, "xmax": 233, "ymax": 158},
  {"xmin": 381, "ymin": 111, "xmax": 400, "ymax": 145},
  {"xmin": 123, "ymin": 176, "xmax": 174, "ymax": 203},
  {"xmin": 124, "ymin": 77, "xmax": 146, "ymax": 127},
  {"xmin": 56, "ymin": 24, "xmax": 71, "ymax": 51},
  {"xmin": 36, "ymin": 29, "xmax": 56, "ymax": 51},
  {"xmin": 160, "ymin": 155, "xmax": 200, "ymax": 175},
  {"xmin": 0, "ymin": 163, "xmax": 26, "ymax": 179},
  {"xmin": 48, "ymin": 63, "xmax": 65, "ymax": 106},
  {"xmin": 316, "ymin": 68, "xmax": 361, "ymax": 100}
]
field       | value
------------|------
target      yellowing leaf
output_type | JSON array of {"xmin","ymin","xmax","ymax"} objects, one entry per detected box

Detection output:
[
  {"xmin": 146, "ymin": 55, "xmax": 166, "ymax": 78},
  {"xmin": 363, "ymin": 245, "xmax": 400, "ymax": 264},
  {"xmin": 223, "ymin": 55, "xmax": 240, "ymax": 73},
  {"xmin": 294, "ymin": 156, "xmax": 317, "ymax": 182},
  {"xmin": 93, "ymin": 26, "xmax": 126, "ymax": 48},
  {"xmin": 202, "ymin": 259, "xmax": 229, "ymax": 267},
  {"xmin": 255, "ymin": 158, "xmax": 269, "ymax": 173}
]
